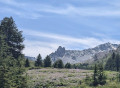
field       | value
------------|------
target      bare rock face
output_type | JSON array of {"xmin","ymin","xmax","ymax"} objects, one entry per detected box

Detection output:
[
  {"xmin": 56, "ymin": 46, "xmax": 65, "ymax": 57},
  {"xmin": 49, "ymin": 46, "xmax": 65, "ymax": 62},
  {"xmin": 49, "ymin": 43, "xmax": 119, "ymax": 64}
]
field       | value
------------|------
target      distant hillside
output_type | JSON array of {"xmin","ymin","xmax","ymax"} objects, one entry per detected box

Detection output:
[{"xmin": 49, "ymin": 43, "xmax": 119, "ymax": 64}]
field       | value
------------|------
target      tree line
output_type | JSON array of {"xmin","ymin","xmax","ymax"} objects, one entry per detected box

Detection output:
[
  {"xmin": 25, "ymin": 51, "xmax": 120, "ymax": 71},
  {"xmin": 105, "ymin": 52, "xmax": 120, "ymax": 71},
  {"xmin": 25, "ymin": 53, "xmax": 72, "ymax": 69}
]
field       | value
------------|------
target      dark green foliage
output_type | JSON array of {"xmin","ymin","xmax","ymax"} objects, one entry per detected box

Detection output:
[
  {"xmin": 0, "ymin": 66, "xmax": 11, "ymax": 88},
  {"xmin": 35, "ymin": 54, "xmax": 43, "ymax": 67},
  {"xmin": 44, "ymin": 55, "xmax": 51, "ymax": 67},
  {"xmin": 25, "ymin": 58, "xmax": 30, "ymax": 67},
  {"xmin": 71, "ymin": 63, "xmax": 94, "ymax": 70},
  {"xmin": 92, "ymin": 64, "xmax": 106, "ymax": 86},
  {"xmin": 65, "ymin": 63, "xmax": 71, "ymax": 69},
  {"xmin": 72, "ymin": 64, "xmax": 77, "ymax": 69},
  {"xmin": 93, "ymin": 64, "xmax": 98, "ymax": 86},
  {"xmin": 105, "ymin": 52, "xmax": 120, "ymax": 71},
  {"xmin": 116, "ymin": 54, "xmax": 120, "ymax": 71},
  {"xmin": 0, "ymin": 17, "xmax": 27, "ymax": 88},
  {"xmin": 112, "ymin": 52, "xmax": 115, "ymax": 59},
  {"xmin": 0, "ymin": 52, "xmax": 27, "ymax": 88},
  {"xmin": 0, "ymin": 17, "xmax": 24, "ymax": 59},
  {"xmin": 53, "ymin": 61, "xmax": 58, "ymax": 68},
  {"xmin": 98, "ymin": 65, "xmax": 106, "ymax": 85},
  {"xmin": 53, "ymin": 59, "xmax": 64, "ymax": 68},
  {"xmin": 57, "ymin": 59, "xmax": 64, "ymax": 68}
]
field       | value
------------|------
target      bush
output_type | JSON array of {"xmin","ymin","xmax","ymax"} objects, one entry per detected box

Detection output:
[
  {"xmin": 53, "ymin": 59, "xmax": 64, "ymax": 68},
  {"xmin": 65, "ymin": 63, "xmax": 71, "ymax": 69}
]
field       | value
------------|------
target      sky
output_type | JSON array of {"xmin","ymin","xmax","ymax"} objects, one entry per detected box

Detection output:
[{"xmin": 0, "ymin": 0, "xmax": 120, "ymax": 58}]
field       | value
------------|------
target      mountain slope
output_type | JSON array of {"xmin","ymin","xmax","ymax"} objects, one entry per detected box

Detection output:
[{"xmin": 49, "ymin": 43, "xmax": 119, "ymax": 64}]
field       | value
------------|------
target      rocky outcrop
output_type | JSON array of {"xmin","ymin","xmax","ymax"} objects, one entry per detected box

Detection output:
[
  {"xmin": 50, "ymin": 46, "xmax": 65, "ymax": 62},
  {"xmin": 49, "ymin": 43, "xmax": 119, "ymax": 64}
]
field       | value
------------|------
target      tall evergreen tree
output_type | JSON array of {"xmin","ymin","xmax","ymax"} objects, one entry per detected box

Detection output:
[
  {"xmin": 112, "ymin": 52, "xmax": 115, "ymax": 59},
  {"xmin": 25, "ymin": 58, "xmax": 30, "ymax": 67},
  {"xmin": 0, "ymin": 17, "xmax": 27, "ymax": 88},
  {"xmin": 73, "ymin": 64, "xmax": 77, "ymax": 69},
  {"xmin": 57, "ymin": 59, "xmax": 64, "ymax": 68},
  {"xmin": 92, "ymin": 64, "xmax": 106, "ymax": 86},
  {"xmin": 53, "ymin": 61, "xmax": 58, "ymax": 68},
  {"xmin": 44, "ymin": 55, "xmax": 51, "ymax": 67},
  {"xmin": 98, "ymin": 65, "xmax": 106, "ymax": 85},
  {"xmin": 65, "ymin": 63, "xmax": 71, "ymax": 69},
  {"xmin": 105, "ymin": 53, "xmax": 120, "ymax": 71},
  {"xmin": 35, "ymin": 54, "xmax": 42, "ymax": 67},
  {"xmin": 53, "ymin": 59, "xmax": 64, "ymax": 68},
  {"xmin": 93, "ymin": 64, "xmax": 98, "ymax": 86},
  {"xmin": 0, "ymin": 17, "xmax": 24, "ymax": 58}
]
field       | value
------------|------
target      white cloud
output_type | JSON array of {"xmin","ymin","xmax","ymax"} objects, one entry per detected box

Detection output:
[
  {"xmin": 23, "ymin": 39, "xmax": 65, "ymax": 58},
  {"xmin": 23, "ymin": 29, "xmax": 104, "ymax": 47},
  {"xmin": 0, "ymin": 0, "xmax": 26, "ymax": 7},
  {"xmin": 0, "ymin": 7, "xmax": 42, "ymax": 19},
  {"xmin": 1, "ymin": 0, "xmax": 120, "ymax": 19},
  {"xmin": 0, "ymin": 0, "xmax": 42, "ymax": 19},
  {"xmin": 36, "ymin": 5, "xmax": 120, "ymax": 16},
  {"xmin": 23, "ymin": 41, "xmax": 56, "ymax": 58}
]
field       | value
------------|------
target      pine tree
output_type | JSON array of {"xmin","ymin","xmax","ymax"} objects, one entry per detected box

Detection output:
[
  {"xmin": 0, "ymin": 17, "xmax": 27, "ymax": 88},
  {"xmin": 0, "ymin": 66, "xmax": 11, "ymax": 88},
  {"xmin": 53, "ymin": 59, "xmax": 64, "ymax": 68},
  {"xmin": 65, "ymin": 63, "xmax": 71, "ymax": 69},
  {"xmin": 112, "ymin": 52, "xmax": 115, "ymax": 59},
  {"xmin": 98, "ymin": 65, "xmax": 106, "ymax": 85},
  {"xmin": 35, "ymin": 54, "xmax": 42, "ymax": 67},
  {"xmin": 0, "ymin": 17, "xmax": 24, "ymax": 58},
  {"xmin": 57, "ymin": 59, "xmax": 64, "ymax": 68},
  {"xmin": 73, "ymin": 64, "xmax": 77, "ymax": 69},
  {"xmin": 93, "ymin": 64, "xmax": 98, "ymax": 86},
  {"xmin": 53, "ymin": 61, "xmax": 58, "ymax": 68},
  {"xmin": 44, "ymin": 55, "xmax": 51, "ymax": 67},
  {"xmin": 25, "ymin": 58, "xmax": 30, "ymax": 67},
  {"xmin": 105, "ymin": 53, "xmax": 120, "ymax": 71},
  {"xmin": 92, "ymin": 64, "xmax": 106, "ymax": 86}
]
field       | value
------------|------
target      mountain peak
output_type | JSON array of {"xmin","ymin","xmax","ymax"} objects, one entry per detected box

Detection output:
[
  {"xmin": 105, "ymin": 42, "xmax": 111, "ymax": 44},
  {"xmin": 57, "ymin": 46, "xmax": 65, "ymax": 52},
  {"xmin": 93, "ymin": 42, "xmax": 118, "ymax": 51}
]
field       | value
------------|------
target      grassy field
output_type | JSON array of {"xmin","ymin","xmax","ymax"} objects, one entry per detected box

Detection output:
[
  {"xmin": 26, "ymin": 68, "xmax": 119, "ymax": 88},
  {"xmin": 26, "ymin": 68, "xmax": 91, "ymax": 88}
]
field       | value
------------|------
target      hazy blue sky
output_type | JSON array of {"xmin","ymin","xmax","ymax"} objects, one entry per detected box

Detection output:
[{"xmin": 0, "ymin": 0, "xmax": 120, "ymax": 58}]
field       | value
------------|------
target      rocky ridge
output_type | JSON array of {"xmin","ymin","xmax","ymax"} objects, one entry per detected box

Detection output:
[{"xmin": 49, "ymin": 43, "xmax": 119, "ymax": 64}]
